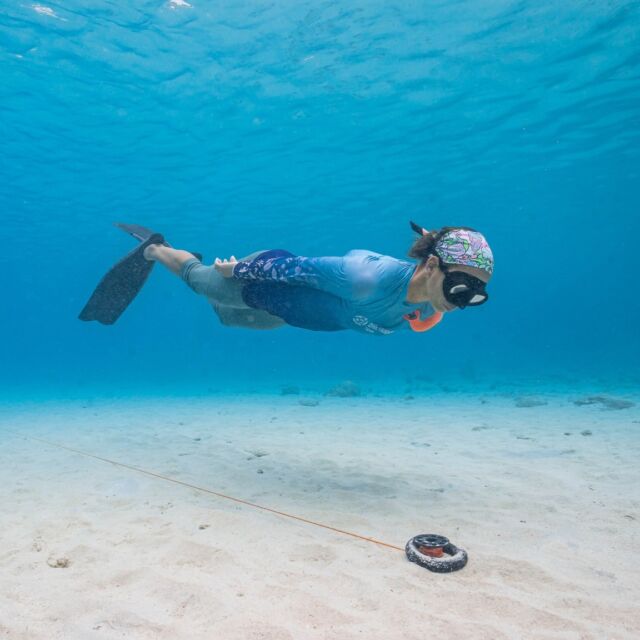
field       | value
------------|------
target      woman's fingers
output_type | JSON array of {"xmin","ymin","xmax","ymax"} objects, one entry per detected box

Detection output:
[{"xmin": 214, "ymin": 256, "xmax": 238, "ymax": 278}]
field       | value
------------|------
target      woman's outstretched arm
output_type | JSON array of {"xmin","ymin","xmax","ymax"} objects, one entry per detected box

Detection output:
[
  {"xmin": 219, "ymin": 251, "xmax": 392, "ymax": 303},
  {"xmin": 215, "ymin": 252, "xmax": 349, "ymax": 298}
]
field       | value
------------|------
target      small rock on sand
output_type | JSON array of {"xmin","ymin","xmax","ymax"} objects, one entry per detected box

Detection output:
[
  {"xmin": 324, "ymin": 381, "xmax": 361, "ymax": 398},
  {"xmin": 574, "ymin": 395, "xmax": 635, "ymax": 410},
  {"xmin": 47, "ymin": 557, "xmax": 70, "ymax": 568},
  {"xmin": 515, "ymin": 397, "xmax": 548, "ymax": 408}
]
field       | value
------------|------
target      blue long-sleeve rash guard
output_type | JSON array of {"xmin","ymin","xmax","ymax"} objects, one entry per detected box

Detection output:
[{"xmin": 233, "ymin": 249, "xmax": 436, "ymax": 336}]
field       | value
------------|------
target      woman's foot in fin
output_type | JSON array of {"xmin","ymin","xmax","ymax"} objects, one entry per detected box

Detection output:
[{"xmin": 143, "ymin": 243, "xmax": 163, "ymax": 261}]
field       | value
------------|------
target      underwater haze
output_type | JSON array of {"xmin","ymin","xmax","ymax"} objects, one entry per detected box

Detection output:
[
  {"xmin": 2, "ymin": 0, "xmax": 640, "ymax": 398},
  {"xmin": 3, "ymin": 3, "xmax": 640, "ymax": 638}
]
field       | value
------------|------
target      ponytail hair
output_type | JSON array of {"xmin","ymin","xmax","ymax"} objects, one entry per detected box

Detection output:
[{"xmin": 407, "ymin": 223, "xmax": 478, "ymax": 263}]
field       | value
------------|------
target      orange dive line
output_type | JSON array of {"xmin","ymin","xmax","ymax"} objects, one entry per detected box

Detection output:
[{"xmin": 17, "ymin": 433, "xmax": 404, "ymax": 553}]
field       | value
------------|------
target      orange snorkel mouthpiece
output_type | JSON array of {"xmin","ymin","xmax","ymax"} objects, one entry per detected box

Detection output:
[{"xmin": 403, "ymin": 309, "xmax": 443, "ymax": 332}]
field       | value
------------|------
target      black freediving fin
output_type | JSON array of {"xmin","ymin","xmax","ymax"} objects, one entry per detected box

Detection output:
[
  {"xmin": 115, "ymin": 222, "xmax": 165, "ymax": 245},
  {"xmin": 78, "ymin": 224, "xmax": 165, "ymax": 325}
]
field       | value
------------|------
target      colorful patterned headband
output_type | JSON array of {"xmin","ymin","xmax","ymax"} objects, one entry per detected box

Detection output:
[{"xmin": 435, "ymin": 229, "xmax": 494, "ymax": 274}]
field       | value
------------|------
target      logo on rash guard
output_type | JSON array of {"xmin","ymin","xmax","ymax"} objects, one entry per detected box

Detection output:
[{"xmin": 352, "ymin": 316, "xmax": 393, "ymax": 335}]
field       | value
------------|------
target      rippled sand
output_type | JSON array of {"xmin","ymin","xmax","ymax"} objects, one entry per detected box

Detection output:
[{"xmin": 1, "ymin": 393, "xmax": 638, "ymax": 639}]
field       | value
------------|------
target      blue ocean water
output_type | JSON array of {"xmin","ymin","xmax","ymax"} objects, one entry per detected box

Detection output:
[{"xmin": 1, "ymin": 0, "xmax": 639, "ymax": 398}]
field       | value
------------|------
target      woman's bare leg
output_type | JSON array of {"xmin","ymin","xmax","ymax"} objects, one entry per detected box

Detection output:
[
  {"xmin": 144, "ymin": 243, "xmax": 286, "ymax": 329},
  {"xmin": 143, "ymin": 243, "xmax": 194, "ymax": 276}
]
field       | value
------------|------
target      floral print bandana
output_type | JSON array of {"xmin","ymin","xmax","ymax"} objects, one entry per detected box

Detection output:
[{"xmin": 435, "ymin": 229, "xmax": 494, "ymax": 275}]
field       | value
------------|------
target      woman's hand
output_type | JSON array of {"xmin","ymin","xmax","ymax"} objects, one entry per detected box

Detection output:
[{"xmin": 214, "ymin": 256, "xmax": 238, "ymax": 278}]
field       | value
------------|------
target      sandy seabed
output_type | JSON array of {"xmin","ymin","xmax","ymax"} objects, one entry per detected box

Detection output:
[{"xmin": 0, "ymin": 391, "xmax": 639, "ymax": 639}]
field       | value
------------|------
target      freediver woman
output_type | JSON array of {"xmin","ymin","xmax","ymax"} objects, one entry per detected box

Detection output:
[{"xmin": 79, "ymin": 222, "xmax": 493, "ymax": 334}]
